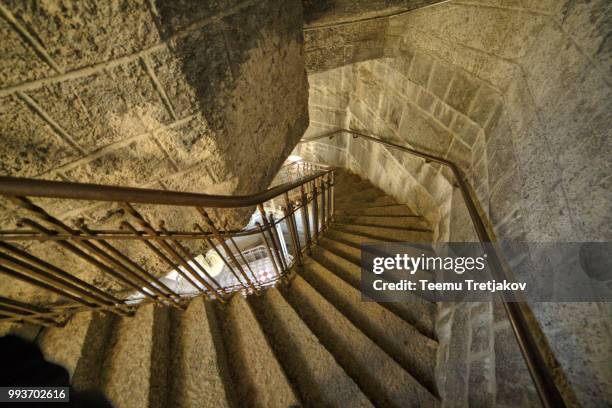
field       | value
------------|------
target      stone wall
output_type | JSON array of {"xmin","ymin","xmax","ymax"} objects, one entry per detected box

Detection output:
[
  {"xmin": 303, "ymin": 0, "xmax": 447, "ymax": 72},
  {"xmin": 299, "ymin": 0, "xmax": 611, "ymax": 405},
  {"xmin": 1, "ymin": 0, "xmax": 308, "ymax": 224},
  {"xmin": 0, "ymin": 0, "xmax": 308, "ymax": 303},
  {"xmin": 386, "ymin": 2, "xmax": 611, "ymax": 406},
  {"xmin": 435, "ymin": 301, "xmax": 543, "ymax": 407}
]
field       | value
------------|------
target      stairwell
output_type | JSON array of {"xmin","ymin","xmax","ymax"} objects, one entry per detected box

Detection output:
[{"xmin": 36, "ymin": 169, "xmax": 442, "ymax": 408}]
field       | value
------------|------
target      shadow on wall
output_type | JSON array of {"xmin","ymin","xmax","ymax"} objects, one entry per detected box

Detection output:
[{"xmin": 152, "ymin": 0, "xmax": 310, "ymax": 196}]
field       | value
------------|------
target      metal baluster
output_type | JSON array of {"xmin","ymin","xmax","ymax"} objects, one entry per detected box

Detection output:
[
  {"xmin": 159, "ymin": 224, "xmax": 224, "ymax": 297},
  {"xmin": 256, "ymin": 222, "xmax": 281, "ymax": 282},
  {"xmin": 312, "ymin": 180, "xmax": 319, "ymax": 241},
  {"xmin": 20, "ymin": 217, "xmax": 157, "ymax": 304},
  {"xmin": 120, "ymin": 221, "xmax": 203, "ymax": 295},
  {"xmin": 300, "ymin": 184, "xmax": 312, "ymax": 252},
  {"xmin": 197, "ymin": 208, "xmax": 258, "ymax": 294},
  {"xmin": 268, "ymin": 213, "xmax": 289, "ymax": 274},
  {"xmin": 283, "ymin": 192, "xmax": 301, "ymax": 264},
  {"xmin": 320, "ymin": 176, "xmax": 327, "ymax": 232},
  {"xmin": 122, "ymin": 203, "xmax": 224, "ymax": 301},
  {"xmin": 194, "ymin": 224, "xmax": 249, "ymax": 291}
]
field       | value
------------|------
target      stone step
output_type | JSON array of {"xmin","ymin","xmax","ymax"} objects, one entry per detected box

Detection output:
[
  {"xmin": 333, "ymin": 180, "xmax": 373, "ymax": 196},
  {"xmin": 249, "ymin": 288, "xmax": 373, "ymax": 408},
  {"xmin": 101, "ymin": 304, "xmax": 169, "ymax": 408},
  {"xmin": 168, "ymin": 298, "xmax": 234, "ymax": 408},
  {"xmin": 312, "ymin": 243, "xmax": 436, "ymax": 338},
  {"xmin": 335, "ymin": 195, "xmax": 396, "ymax": 209},
  {"xmin": 280, "ymin": 274, "xmax": 439, "ymax": 408},
  {"xmin": 300, "ymin": 258, "xmax": 438, "ymax": 394},
  {"xmin": 335, "ymin": 214, "xmax": 430, "ymax": 230},
  {"xmin": 324, "ymin": 228, "xmax": 433, "ymax": 257},
  {"xmin": 335, "ymin": 204, "xmax": 420, "ymax": 217},
  {"xmin": 333, "ymin": 223, "xmax": 434, "ymax": 242},
  {"xmin": 320, "ymin": 233, "xmax": 434, "ymax": 259},
  {"xmin": 318, "ymin": 234, "xmax": 436, "ymax": 282},
  {"xmin": 217, "ymin": 294, "xmax": 300, "ymax": 408},
  {"xmin": 317, "ymin": 236, "xmax": 437, "ymax": 299},
  {"xmin": 38, "ymin": 311, "xmax": 115, "ymax": 392},
  {"xmin": 333, "ymin": 169, "xmax": 366, "ymax": 185},
  {"xmin": 325, "ymin": 227, "xmax": 402, "ymax": 247},
  {"xmin": 335, "ymin": 187, "xmax": 385, "ymax": 205}
]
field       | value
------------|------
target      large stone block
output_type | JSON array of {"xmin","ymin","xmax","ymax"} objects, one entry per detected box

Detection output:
[
  {"xmin": 451, "ymin": 114, "xmax": 479, "ymax": 147},
  {"xmin": 27, "ymin": 61, "xmax": 172, "ymax": 152},
  {"xmin": 150, "ymin": 29, "xmax": 230, "ymax": 121},
  {"xmin": 3, "ymin": 0, "xmax": 160, "ymax": 71},
  {"xmin": 428, "ymin": 61, "xmax": 454, "ymax": 100},
  {"xmin": 470, "ymin": 302, "xmax": 492, "ymax": 354},
  {"xmin": 379, "ymin": 92, "xmax": 404, "ymax": 133},
  {"xmin": 432, "ymin": 100, "xmax": 455, "ymax": 128},
  {"xmin": 494, "ymin": 325, "xmax": 540, "ymax": 407},
  {"xmin": 468, "ymin": 84, "xmax": 502, "ymax": 127},
  {"xmin": 407, "ymin": 51, "xmax": 434, "ymax": 88},
  {"xmin": 304, "ymin": 19, "xmax": 386, "ymax": 72},
  {"xmin": 486, "ymin": 123, "xmax": 517, "ymax": 186},
  {"xmin": 468, "ymin": 356, "xmax": 494, "ymax": 407},
  {"xmin": 398, "ymin": 104, "xmax": 453, "ymax": 156},
  {"xmin": 557, "ymin": 0, "xmax": 610, "ymax": 80},
  {"xmin": 153, "ymin": 116, "xmax": 216, "ymax": 170},
  {"xmin": 488, "ymin": 168, "xmax": 521, "ymax": 225},
  {"xmin": 309, "ymin": 105, "xmax": 346, "ymax": 128},
  {"xmin": 445, "ymin": 72, "xmax": 479, "ymax": 115},
  {"xmin": 447, "ymin": 137, "xmax": 471, "ymax": 172},
  {"xmin": 444, "ymin": 305, "xmax": 470, "ymax": 406},
  {"xmin": 0, "ymin": 96, "xmax": 78, "ymax": 177},
  {"xmin": 0, "ymin": 18, "xmax": 54, "ymax": 87},
  {"xmin": 416, "ymin": 89, "xmax": 436, "ymax": 113},
  {"xmin": 64, "ymin": 137, "xmax": 175, "ymax": 186},
  {"xmin": 155, "ymin": 0, "xmax": 221, "ymax": 35}
]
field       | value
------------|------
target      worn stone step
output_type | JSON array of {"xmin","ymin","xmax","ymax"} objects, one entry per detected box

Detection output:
[
  {"xmin": 324, "ymin": 227, "xmax": 433, "ymax": 255},
  {"xmin": 39, "ymin": 311, "xmax": 115, "ymax": 392},
  {"xmin": 101, "ymin": 304, "xmax": 170, "ymax": 408},
  {"xmin": 335, "ymin": 195, "xmax": 396, "ymax": 209},
  {"xmin": 249, "ymin": 288, "xmax": 373, "ymax": 408},
  {"xmin": 335, "ymin": 214, "xmax": 430, "ymax": 230},
  {"xmin": 168, "ymin": 298, "xmax": 234, "ymax": 408},
  {"xmin": 335, "ymin": 187, "xmax": 385, "ymax": 204},
  {"xmin": 318, "ymin": 234, "xmax": 436, "ymax": 283},
  {"xmin": 325, "ymin": 227, "xmax": 400, "ymax": 247},
  {"xmin": 317, "ymin": 236, "xmax": 437, "ymax": 297},
  {"xmin": 320, "ymin": 233, "xmax": 434, "ymax": 259},
  {"xmin": 333, "ymin": 223, "xmax": 434, "ymax": 242},
  {"xmin": 280, "ymin": 275, "xmax": 439, "ymax": 408},
  {"xmin": 300, "ymin": 258, "xmax": 438, "ymax": 394},
  {"xmin": 335, "ymin": 204, "xmax": 419, "ymax": 217},
  {"xmin": 312, "ymin": 244, "xmax": 436, "ymax": 338},
  {"xmin": 333, "ymin": 180, "xmax": 373, "ymax": 196},
  {"xmin": 333, "ymin": 169, "xmax": 366, "ymax": 184},
  {"xmin": 217, "ymin": 294, "xmax": 300, "ymax": 408}
]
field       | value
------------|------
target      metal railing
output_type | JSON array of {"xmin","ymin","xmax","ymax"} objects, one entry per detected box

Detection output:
[
  {"xmin": 0, "ymin": 164, "xmax": 335, "ymax": 328},
  {"xmin": 300, "ymin": 129, "xmax": 567, "ymax": 408}
]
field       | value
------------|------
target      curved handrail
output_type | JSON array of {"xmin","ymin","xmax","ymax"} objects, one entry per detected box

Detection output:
[
  {"xmin": 300, "ymin": 128, "xmax": 567, "ymax": 408},
  {"xmin": 0, "ymin": 168, "xmax": 333, "ymax": 208}
]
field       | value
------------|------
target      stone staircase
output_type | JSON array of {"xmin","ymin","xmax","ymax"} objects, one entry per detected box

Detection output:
[{"xmin": 37, "ymin": 169, "xmax": 441, "ymax": 408}]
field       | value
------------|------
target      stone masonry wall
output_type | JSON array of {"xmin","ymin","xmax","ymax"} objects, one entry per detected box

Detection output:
[
  {"xmin": 303, "ymin": 0, "xmax": 446, "ymax": 72},
  {"xmin": 299, "ymin": 1, "xmax": 611, "ymax": 405},
  {"xmin": 0, "ymin": 0, "xmax": 308, "ymax": 303}
]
